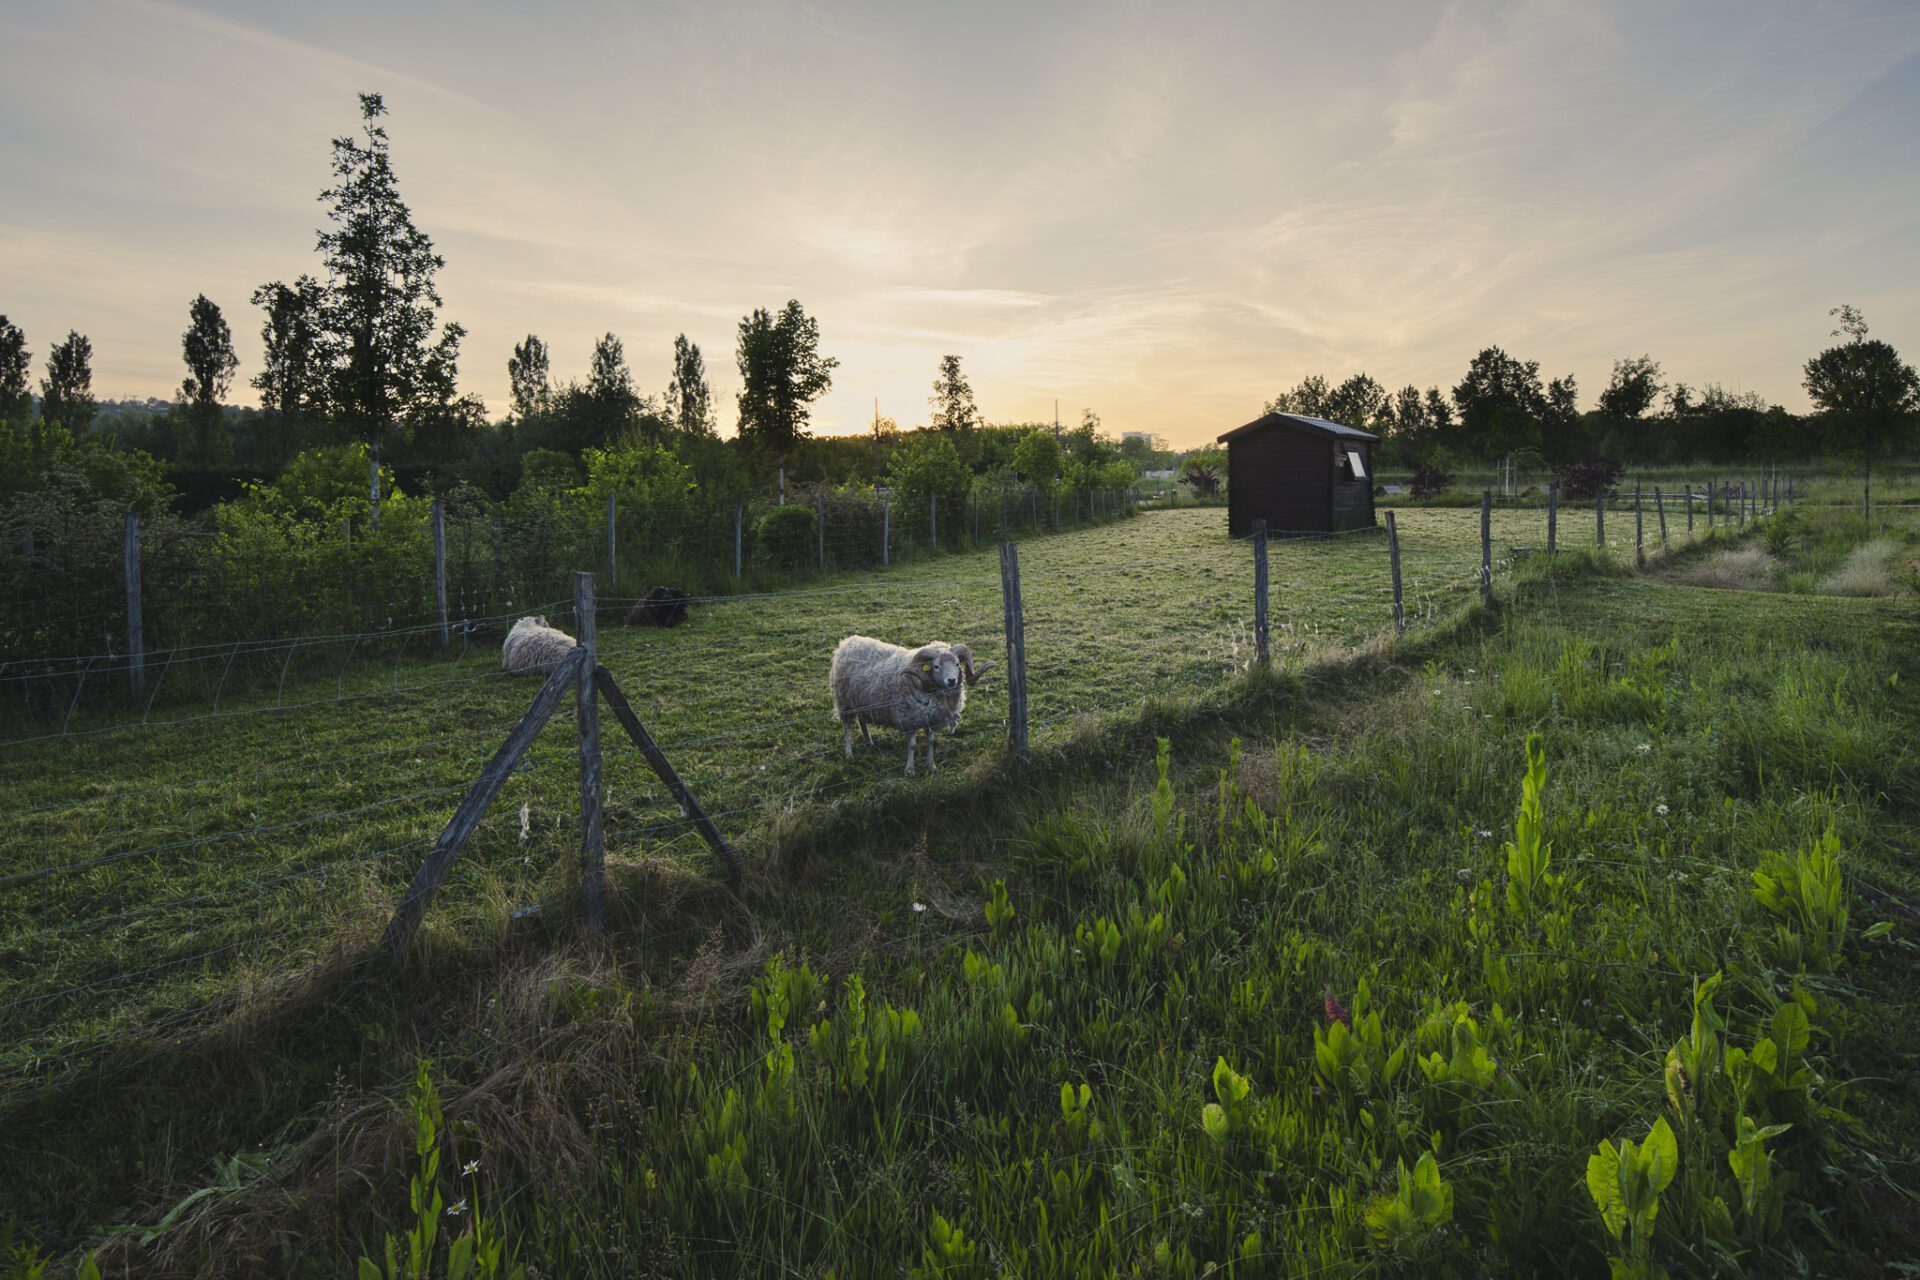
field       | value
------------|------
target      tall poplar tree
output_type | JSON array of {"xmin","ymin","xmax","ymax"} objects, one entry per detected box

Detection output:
[
  {"xmin": 666, "ymin": 334, "xmax": 714, "ymax": 436},
  {"xmin": 315, "ymin": 92, "xmax": 465, "ymax": 477},
  {"xmin": 41, "ymin": 331, "xmax": 96, "ymax": 440},
  {"xmin": 0, "ymin": 316, "xmax": 29, "ymax": 421},
  {"xmin": 179, "ymin": 294, "xmax": 239, "ymax": 465},
  {"xmin": 250, "ymin": 276, "xmax": 327, "ymax": 466}
]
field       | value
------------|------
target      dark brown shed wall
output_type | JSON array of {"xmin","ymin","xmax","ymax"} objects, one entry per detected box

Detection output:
[
  {"xmin": 1227, "ymin": 428, "xmax": 1328, "ymax": 537},
  {"xmin": 1329, "ymin": 443, "xmax": 1375, "ymax": 531}
]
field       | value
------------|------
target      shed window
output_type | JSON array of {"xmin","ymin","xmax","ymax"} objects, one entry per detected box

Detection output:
[{"xmin": 1342, "ymin": 449, "xmax": 1368, "ymax": 479}]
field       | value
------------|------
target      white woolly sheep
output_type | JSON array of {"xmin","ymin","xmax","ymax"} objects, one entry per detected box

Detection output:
[
  {"xmin": 829, "ymin": 636, "xmax": 992, "ymax": 775},
  {"xmin": 501, "ymin": 616, "xmax": 577, "ymax": 676}
]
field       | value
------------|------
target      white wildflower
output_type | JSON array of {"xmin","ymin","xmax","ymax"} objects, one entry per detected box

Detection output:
[
  {"xmin": 1636, "ymin": 744, "xmax": 1651, "ymax": 754},
  {"xmin": 447, "ymin": 1198, "xmax": 468, "ymax": 1218},
  {"xmin": 463, "ymin": 1160, "xmax": 480, "ymax": 1176},
  {"xmin": 912, "ymin": 902, "xmax": 927, "ymax": 914},
  {"xmin": 1655, "ymin": 804, "xmax": 1669, "ymax": 816}
]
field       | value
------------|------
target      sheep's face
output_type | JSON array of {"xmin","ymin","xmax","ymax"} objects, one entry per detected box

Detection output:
[{"xmin": 908, "ymin": 648, "xmax": 966, "ymax": 694}]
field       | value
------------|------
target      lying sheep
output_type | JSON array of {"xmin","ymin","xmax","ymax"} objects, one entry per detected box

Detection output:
[
  {"xmin": 625, "ymin": 585, "xmax": 692, "ymax": 628},
  {"xmin": 829, "ymin": 636, "xmax": 992, "ymax": 775},
  {"xmin": 501, "ymin": 616, "xmax": 577, "ymax": 676}
]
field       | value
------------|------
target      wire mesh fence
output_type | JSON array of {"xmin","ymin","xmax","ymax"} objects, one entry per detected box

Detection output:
[{"xmin": 0, "ymin": 487, "xmax": 1777, "ymax": 1097}]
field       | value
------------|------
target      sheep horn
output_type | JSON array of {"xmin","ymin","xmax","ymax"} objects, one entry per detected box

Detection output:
[{"xmin": 953, "ymin": 644, "xmax": 992, "ymax": 685}]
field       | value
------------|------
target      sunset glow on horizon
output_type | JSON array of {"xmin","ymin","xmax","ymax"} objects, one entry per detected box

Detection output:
[{"xmin": 4, "ymin": 0, "xmax": 1919, "ymax": 447}]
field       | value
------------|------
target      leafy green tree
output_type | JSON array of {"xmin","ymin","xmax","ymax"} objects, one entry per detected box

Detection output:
[
  {"xmin": 1324, "ymin": 373, "xmax": 1387, "ymax": 430},
  {"xmin": 1802, "ymin": 305, "xmax": 1919, "ymax": 499},
  {"xmin": 315, "ymin": 92, "xmax": 465, "ymax": 457},
  {"xmin": 1452, "ymin": 347, "xmax": 1546, "ymax": 458},
  {"xmin": 1180, "ymin": 446, "xmax": 1227, "ymax": 497},
  {"xmin": 0, "ymin": 315, "xmax": 30, "ymax": 421},
  {"xmin": 40, "ymin": 330, "xmax": 96, "ymax": 440},
  {"xmin": 1267, "ymin": 374, "xmax": 1331, "ymax": 418},
  {"xmin": 179, "ymin": 294, "xmax": 238, "ymax": 465},
  {"xmin": 666, "ymin": 333, "xmax": 715, "ymax": 436},
  {"xmin": 929, "ymin": 354, "xmax": 981, "ymax": 433},
  {"xmin": 1010, "ymin": 429, "xmax": 1061, "ymax": 483},
  {"xmin": 1598, "ymin": 356, "xmax": 1662, "ymax": 421},
  {"xmin": 507, "ymin": 334, "xmax": 552, "ymax": 421},
  {"xmin": 735, "ymin": 300, "xmax": 837, "ymax": 453},
  {"xmin": 886, "ymin": 431, "xmax": 970, "ymax": 509},
  {"xmin": 250, "ymin": 275, "xmax": 327, "ymax": 466}
]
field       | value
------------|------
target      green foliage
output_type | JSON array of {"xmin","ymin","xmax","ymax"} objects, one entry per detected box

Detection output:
[
  {"xmin": 735, "ymin": 300, "xmax": 837, "ymax": 452},
  {"xmin": 516, "ymin": 448, "xmax": 579, "ymax": 493},
  {"xmin": 0, "ymin": 314, "xmax": 30, "ymax": 422},
  {"xmin": 888, "ymin": 432, "xmax": 972, "ymax": 508},
  {"xmin": 1364, "ymin": 1152, "xmax": 1453, "ymax": 1258},
  {"xmin": 753, "ymin": 503, "xmax": 817, "ymax": 570},
  {"xmin": 1586, "ymin": 1116, "xmax": 1678, "ymax": 1280},
  {"xmin": 983, "ymin": 879, "xmax": 1015, "ymax": 934},
  {"xmin": 1750, "ymin": 829, "xmax": 1850, "ymax": 972},
  {"xmin": 39, "ymin": 330, "xmax": 95, "ymax": 439},
  {"xmin": 1010, "ymin": 429, "xmax": 1061, "ymax": 483}
]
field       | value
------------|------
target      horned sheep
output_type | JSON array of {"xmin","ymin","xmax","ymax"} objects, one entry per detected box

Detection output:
[
  {"xmin": 829, "ymin": 636, "xmax": 991, "ymax": 775},
  {"xmin": 501, "ymin": 616, "xmax": 578, "ymax": 676}
]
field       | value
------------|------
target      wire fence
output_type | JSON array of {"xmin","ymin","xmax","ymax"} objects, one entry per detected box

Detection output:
[{"xmin": 0, "ymin": 484, "xmax": 1779, "ymax": 1098}]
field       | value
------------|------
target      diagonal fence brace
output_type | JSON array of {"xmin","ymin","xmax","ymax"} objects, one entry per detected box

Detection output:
[
  {"xmin": 383, "ymin": 647, "xmax": 587, "ymax": 955},
  {"xmin": 593, "ymin": 665, "xmax": 743, "ymax": 883}
]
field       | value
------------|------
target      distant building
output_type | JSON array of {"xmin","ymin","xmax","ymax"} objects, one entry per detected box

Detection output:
[
  {"xmin": 1122, "ymin": 431, "xmax": 1153, "ymax": 445},
  {"xmin": 1217, "ymin": 412, "xmax": 1378, "ymax": 536}
]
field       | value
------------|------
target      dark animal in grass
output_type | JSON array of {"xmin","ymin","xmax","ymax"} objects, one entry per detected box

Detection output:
[{"xmin": 625, "ymin": 586, "xmax": 692, "ymax": 628}]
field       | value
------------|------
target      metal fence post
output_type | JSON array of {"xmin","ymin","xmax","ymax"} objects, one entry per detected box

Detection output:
[
  {"xmin": 1385, "ymin": 510, "xmax": 1405, "ymax": 638},
  {"xmin": 433, "ymin": 498, "xmax": 449, "ymax": 649},
  {"xmin": 1480, "ymin": 489, "xmax": 1492, "ymax": 599},
  {"xmin": 1252, "ymin": 519, "xmax": 1270, "ymax": 668},
  {"xmin": 123, "ymin": 512, "xmax": 144, "ymax": 694},
  {"xmin": 606, "ymin": 492, "xmax": 617, "ymax": 592},
  {"xmin": 998, "ymin": 542, "xmax": 1028, "ymax": 776},
  {"xmin": 575, "ymin": 571, "xmax": 605, "ymax": 930},
  {"xmin": 1707, "ymin": 477, "xmax": 1715, "ymax": 529}
]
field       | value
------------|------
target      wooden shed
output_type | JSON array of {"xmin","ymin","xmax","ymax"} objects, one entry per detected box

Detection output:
[{"xmin": 1217, "ymin": 412, "xmax": 1379, "ymax": 537}]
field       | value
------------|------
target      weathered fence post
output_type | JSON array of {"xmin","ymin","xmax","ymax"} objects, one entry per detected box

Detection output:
[
  {"xmin": 778, "ymin": 466, "xmax": 785, "ymax": 506},
  {"xmin": 1547, "ymin": 483, "xmax": 1558, "ymax": 555},
  {"xmin": 1655, "ymin": 486, "xmax": 1668, "ymax": 545},
  {"xmin": 369, "ymin": 442, "xmax": 382, "ymax": 530},
  {"xmin": 606, "ymin": 492, "xmax": 617, "ymax": 593},
  {"xmin": 1687, "ymin": 485, "xmax": 1694, "ymax": 534},
  {"xmin": 998, "ymin": 542, "xmax": 1029, "ymax": 776},
  {"xmin": 1386, "ymin": 510, "xmax": 1405, "ymax": 638},
  {"xmin": 1634, "ymin": 483, "xmax": 1645, "ymax": 567},
  {"xmin": 123, "ymin": 512, "xmax": 144, "ymax": 694},
  {"xmin": 733, "ymin": 500, "xmax": 744, "ymax": 577},
  {"xmin": 816, "ymin": 494, "xmax": 826, "ymax": 571},
  {"xmin": 1707, "ymin": 477, "xmax": 1715, "ymax": 529},
  {"xmin": 930, "ymin": 493, "xmax": 938, "ymax": 550},
  {"xmin": 432, "ymin": 498, "xmax": 449, "ymax": 649},
  {"xmin": 1596, "ymin": 490, "xmax": 1606, "ymax": 548},
  {"xmin": 971, "ymin": 491, "xmax": 979, "ymax": 546},
  {"xmin": 575, "ymin": 572, "xmax": 605, "ymax": 931},
  {"xmin": 1481, "ymin": 489, "xmax": 1493, "ymax": 600},
  {"xmin": 882, "ymin": 495, "xmax": 890, "ymax": 567},
  {"xmin": 1252, "ymin": 519, "xmax": 1270, "ymax": 668}
]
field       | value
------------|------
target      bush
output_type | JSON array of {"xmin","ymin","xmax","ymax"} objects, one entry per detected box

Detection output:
[
  {"xmin": 1553, "ymin": 460, "xmax": 1624, "ymax": 500},
  {"xmin": 1409, "ymin": 465, "xmax": 1453, "ymax": 498},
  {"xmin": 754, "ymin": 503, "xmax": 818, "ymax": 570}
]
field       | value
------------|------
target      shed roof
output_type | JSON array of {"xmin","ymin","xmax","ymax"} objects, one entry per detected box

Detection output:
[{"xmin": 1217, "ymin": 412, "xmax": 1379, "ymax": 445}]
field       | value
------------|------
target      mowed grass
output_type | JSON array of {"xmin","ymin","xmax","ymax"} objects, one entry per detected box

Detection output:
[
  {"xmin": 2, "ymin": 505, "xmax": 1573, "ymax": 1083},
  {"xmin": 3, "ymin": 511, "xmax": 1916, "ymax": 1277}
]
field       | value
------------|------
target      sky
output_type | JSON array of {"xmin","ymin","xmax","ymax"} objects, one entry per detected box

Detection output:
[{"xmin": 3, "ymin": 0, "xmax": 1919, "ymax": 449}]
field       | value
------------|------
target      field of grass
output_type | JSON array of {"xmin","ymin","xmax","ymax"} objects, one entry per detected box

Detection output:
[{"xmin": 4, "ymin": 503, "xmax": 1918, "ymax": 1277}]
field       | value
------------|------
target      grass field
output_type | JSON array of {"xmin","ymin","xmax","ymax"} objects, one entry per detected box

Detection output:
[{"xmin": 4, "ymin": 502, "xmax": 1918, "ymax": 1277}]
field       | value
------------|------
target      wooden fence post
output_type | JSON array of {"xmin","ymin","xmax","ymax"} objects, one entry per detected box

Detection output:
[
  {"xmin": 1596, "ymin": 490, "xmax": 1605, "ymax": 548},
  {"xmin": 1480, "ymin": 489, "xmax": 1492, "ymax": 600},
  {"xmin": 778, "ymin": 466, "xmax": 785, "ymax": 506},
  {"xmin": 999, "ymin": 542, "xmax": 1029, "ymax": 775},
  {"xmin": 433, "ymin": 498, "xmax": 449, "ymax": 649},
  {"xmin": 1385, "ymin": 510, "xmax": 1405, "ymax": 638},
  {"xmin": 384, "ymin": 649, "xmax": 586, "ymax": 953},
  {"xmin": 1547, "ymin": 483, "xmax": 1558, "ymax": 555},
  {"xmin": 930, "ymin": 493, "xmax": 938, "ymax": 550},
  {"xmin": 882, "ymin": 495, "xmax": 890, "ymax": 567},
  {"xmin": 816, "ymin": 494, "xmax": 826, "ymax": 571},
  {"xmin": 606, "ymin": 492, "xmax": 617, "ymax": 592},
  {"xmin": 1686, "ymin": 485, "xmax": 1694, "ymax": 534},
  {"xmin": 733, "ymin": 500, "xmax": 744, "ymax": 577},
  {"xmin": 1252, "ymin": 519, "xmax": 1270, "ymax": 668},
  {"xmin": 575, "ymin": 572, "xmax": 605, "ymax": 931},
  {"xmin": 1655, "ymin": 487, "xmax": 1668, "ymax": 545},
  {"xmin": 1634, "ymin": 483, "xmax": 1645, "ymax": 567},
  {"xmin": 123, "ymin": 512, "xmax": 144, "ymax": 695}
]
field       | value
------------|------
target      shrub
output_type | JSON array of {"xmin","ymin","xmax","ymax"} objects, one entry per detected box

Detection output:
[
  {"xmin": 1553, "ymin": 460, "xmax": 1623, "ymax": 500},
  {"xmin": 754, "ymin": 503, "xmax": 817, "ymax": 570},
  {"xmin": 1179, "ymin": 448, "xmax": 1225, "ymax": 497}
]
